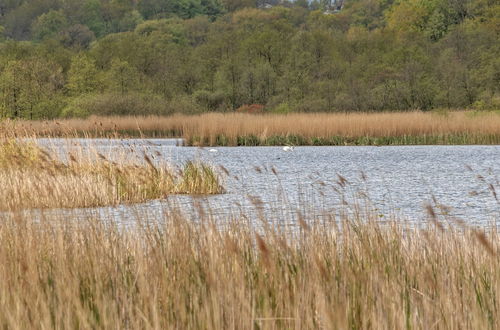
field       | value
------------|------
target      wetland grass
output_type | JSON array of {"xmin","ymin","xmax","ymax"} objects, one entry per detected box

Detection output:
[
  {"xmin": 0, "ymin": 207, "xmax": 497, "ymax": 329},
  {"xmin": 0, "ymin": 140, "xmax": 223, "ymax": 211},
  {"xmin": 0, "ymin": 137, "xmax": 498, "ymax": 328},
  {"xmin": 2, "ymin": 111, "xmax": 500, "ymax": 146},
  {"xmin": 176, "ymin": 161, "xmax": 224, "ymax": 195}
]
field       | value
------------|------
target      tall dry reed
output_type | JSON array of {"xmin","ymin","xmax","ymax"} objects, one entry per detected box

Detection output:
[
  {"xmin": 0, "ymin": 140, "xmax": 223, "ymax": 210},
  {"xmin": 0, "ymin": 208, "xmax": 497, "ymax": 329},
  {"xmin": 1, "ymin": 111, "xmax": 500, "ymax": 145}
]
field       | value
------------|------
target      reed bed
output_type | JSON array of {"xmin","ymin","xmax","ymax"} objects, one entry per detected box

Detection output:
[
  {"xmin": 0, "ymin": 207, "xmax": 497, "ymax": 329},
  {"xmin": 0, "ymin": 140, "xmax": 223, "ymax": 211},
  {"xmin": 0, "ymin": 135, "xmax": 498, "ymax": 328},
  {"xmin": 1, "ymin": 111, "xmax": 500, "ymax": 145}
]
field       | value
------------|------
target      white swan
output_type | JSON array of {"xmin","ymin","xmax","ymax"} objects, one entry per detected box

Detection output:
[
  {"xmin": 208, "ymin": 149, "xmax": 218, "ymax": 153},
  {"xmin": 282, "ymin": 146, "xmax": 295, "ymax": 152}
]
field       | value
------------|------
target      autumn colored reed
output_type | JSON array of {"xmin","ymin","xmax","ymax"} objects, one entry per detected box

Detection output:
[
  {"xmin": 0, "ymin": 205, "xmax": 497, "ymax": 329},
  {"xmin": 2, "ymin": 111, "xmax": 499, "ymax": 145},
  {"xmin": 0, "ymin": 140, "xmax": 223, "ymax": 210},
  {"xmin": 0, "ymin": 135, "xmax": 498, "ymax": 328}
]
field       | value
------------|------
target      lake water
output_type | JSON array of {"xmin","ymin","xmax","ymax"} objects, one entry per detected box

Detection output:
[{"xmin": 28, "ymin": 139, "xmax": 500, "ymax": 227}]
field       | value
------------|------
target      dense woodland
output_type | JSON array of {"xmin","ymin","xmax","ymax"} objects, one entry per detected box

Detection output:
[{"xmin": 0, "ymin": 0, "xmax": 498, "ymax": 119}]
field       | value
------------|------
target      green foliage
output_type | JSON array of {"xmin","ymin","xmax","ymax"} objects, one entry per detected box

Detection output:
[
  {"xmin": 82, "ymin": 0, "xmax": 107, "ymax": 37},
  {"xmin": 32, "ymin": 9, "xmax": 68, "ymax": 41},
  {"xmin": 271, "ymin": 102, "xmax": 291, "ymax": 114},
  {"xmin": 60, "ymin": 97, "xmax": 92, "ymax": 118},
  {"xmin": 105, "ymin": 59, "xmax": 141, "ymax": 94},
  {"xmin": 0, "ymin": 58, "xmax": 65, "ymax": 119},
  {"xmin": 193, "ymin": 89, "xmax": 227, "ymax": 111},
  {"xmin": 0, "ymin": 1, "xmax": 499, "ymax": 119},
  {"xmin": 0, "ymin": 26, "xmax": 5, "ymax": 41},
  {"xmin": 138, "ymin": 0, "xmax": 224, "ymax": 20},
  {"xmin": 59, "ymin": 24, "xmax": 96, "ymax": 49},
  {"xmin": 168, "ymin": 95, "xmax": 203, "ymax": 114},
  {"xmin": 116, "ymin": 10, "xmax": 144, "ymax": 32},
  {"xmin": 61, "ymin": 93, "xmax": 176, "ymax": 117},
  {"xmin": 67, "ymin": 55, "xmax": 101, "ymax": 95}
]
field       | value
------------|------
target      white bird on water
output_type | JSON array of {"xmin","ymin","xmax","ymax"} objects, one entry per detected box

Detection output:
[
  {"xmin": 282, "ymin": 146, "xmax": 295, "ymax": 152},
  {"xmin": 209, "ymin": 148, "xmax": 218, "ymax": 153}
]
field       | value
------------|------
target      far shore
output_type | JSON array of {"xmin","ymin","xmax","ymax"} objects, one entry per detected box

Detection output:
[{"xmin": 2, "ymin": 111, "xmax": 500, "ymax": 146}]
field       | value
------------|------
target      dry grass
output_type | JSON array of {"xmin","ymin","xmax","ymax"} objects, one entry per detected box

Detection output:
[
  {"xmin": 1, "ymin": 111, "xmax": 500, "ymax": 145},
  {"xmin": 0, "ymin": 134, "xmax": 498, "ymax": 328},
  {"xmin": 0, "ymin": 140, "xmax": 223, "ymax": 211},
  {"xmin": 0, "ymin": 208, "xmax": 497, "ymax": 329}
]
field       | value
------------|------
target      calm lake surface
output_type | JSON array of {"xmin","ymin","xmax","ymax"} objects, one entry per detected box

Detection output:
[{"xmin": 33, "ymin": 139, "xmax": 499, "ymax": 227}]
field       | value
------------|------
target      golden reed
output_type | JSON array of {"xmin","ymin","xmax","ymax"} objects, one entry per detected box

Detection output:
[
  {"xmin": 0, "ymin": 210, "xmax": 497, "ymax": 329},
  {"xmin": 1, "ymin": 111, "xmax": 500, "ymax": 145}
]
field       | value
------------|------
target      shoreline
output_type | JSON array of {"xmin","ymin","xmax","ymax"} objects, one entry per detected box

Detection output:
[
  {"xmin": 13, "ymin": 132, "xmax": 500, "ymax": 147},
  {"xmin": 2, "ymin": 111, "xmax": 500, "ymax": 146}
]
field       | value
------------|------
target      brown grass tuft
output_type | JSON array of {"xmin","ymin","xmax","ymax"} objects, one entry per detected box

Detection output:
[{"xmin": 0, "ymin": 140, "xmax": 224, "ymax": 210}]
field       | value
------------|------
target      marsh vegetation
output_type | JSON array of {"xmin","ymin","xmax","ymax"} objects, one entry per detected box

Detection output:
[
  {"xmin": 0, "ymin": 204, "xmax": 498, "ymax": 329},
  {"xmin": 0, "ymin": 137, "xmax": 498, "ymax": 328},
  {"xmin": 0, "ymin": 140, "xmax": 223, "ymax": 211},
  {"xmin": 2, "ymin": 111, "xmax": 500, "ymax": 146},
  {"xmin": 1, "ymin": 0, "xmax": 499, "ymax": 327}
]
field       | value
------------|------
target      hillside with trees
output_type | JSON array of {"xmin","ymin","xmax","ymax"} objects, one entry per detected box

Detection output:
[{"xmin": 0, "ymin": 0, "xmax": 498, "ymax": 119}]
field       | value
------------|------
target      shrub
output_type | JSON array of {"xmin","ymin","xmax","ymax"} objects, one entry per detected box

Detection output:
[
  {"xmin": 166, "ymin": 95, "xmax": 203, "ymax": 114},
  {"xmin": 294, "ymin": 98, "xmax": 328, "ymax": 112},
  {"xmin": 472, "ymin": 95, "xmax": 500, "ymax": 111},
  {"xmin": 61, "ymin": 93, "xmax": 174, "ymax": 118},
  {"xmin": 193, "ymin": 90, "xmax": 228, "ymax": 111},
  {"xmin": 271, "ymin": 102, "xmax": 291, "ymax": 114},
  {"xmin": 60, "ymin": 97, "xmax": 91, "ymax": 118}
]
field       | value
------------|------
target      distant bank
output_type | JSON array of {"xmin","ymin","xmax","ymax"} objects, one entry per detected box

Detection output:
[{"xmin": 2, "ymin": 111, "xmax": 500, "ymax": 146}]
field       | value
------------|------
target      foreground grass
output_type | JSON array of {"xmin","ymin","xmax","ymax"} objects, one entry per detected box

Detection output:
[
  {"xmin": 0, "ymin": 209, "xmax": 497, "ymax": 329},
  {"xmin": 0, "ymin": 140, "xmax": 223, "ymax": 210},
  {"xmin": 0, "ymin": 136, "xmax": 498, "ymax": 328},
  {"xmin": 2, "ymin": 111, "xmax": 500, "ymax": 145}
]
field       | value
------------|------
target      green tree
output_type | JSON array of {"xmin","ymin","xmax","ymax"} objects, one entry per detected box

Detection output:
[
  {"xmin": 220, "ymin": 0, "xmax": 254, "ymax": 13},
  {"xmin": 116, "ymin": 10, "xmax": 144, "ymax": 32},
  {"xmin": 2, "ymin": 0, "xmax": 59, "ymax": 40},
  {"xmin": 216, "ymin": 59, "xmax": 243, "ymax": 109},
  {"xmin": 32, "ymin": 9, "xmax": 68, "ymax": 41},
  {"xmin": 0, "ymin": 58, "xmax": 64, "ymax": 119},
  {"xmin": 67, "ymin": 55, "xmax": 102, "ymax": 95},
  {"xmin": 106, "ymin": 58, "xmax": 141, "ymax": 94},
  {"xmin": 0, "ymin": 60, "xmax": 22, "ymax": 118},
  {"xmin": 60, "ymin": 24, "xmax": 96, "ymax": 49},
  {"xmin": 0, "ymin": 26, "xmax": 5, "ymax": 41},
  {"xmin": 82, "ymin": 0, "xmax": 107, "ymax": 37}
]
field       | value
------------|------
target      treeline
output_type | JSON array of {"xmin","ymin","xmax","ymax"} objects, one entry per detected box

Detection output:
[{"xmin": 0, "ymin": 0, "xmax": 498, "ymax": 119}]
